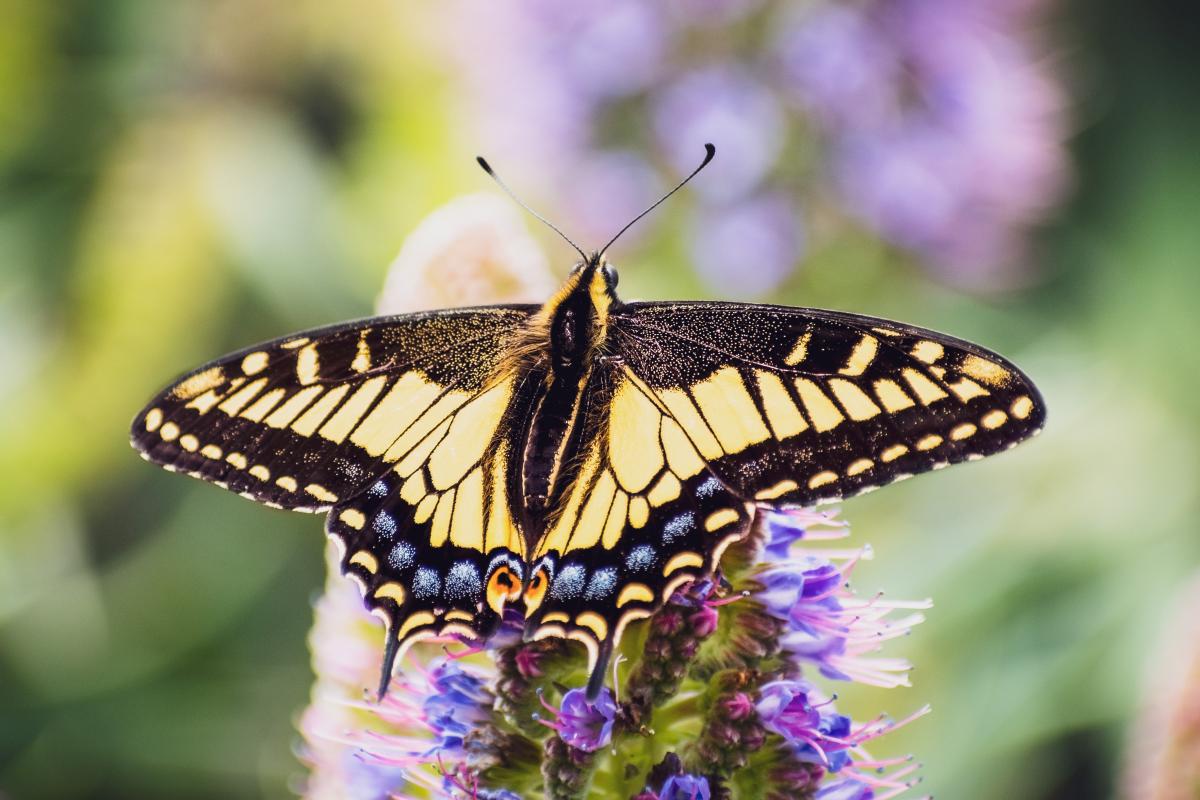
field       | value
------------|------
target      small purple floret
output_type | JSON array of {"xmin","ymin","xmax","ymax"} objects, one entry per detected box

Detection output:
[
  {"xmin": 757, "ymin": 680, "xmax": 855, "ymax": 772},
  {"xmin": 764, "ymin": 511, "xmax": 810, "ymax": 559},
  {"xmin": 553, "ymin": 688, "xmax": 617, "ymax": 752},
  {"xmin": 422, "ymin": 662, "xmax": 493, "ymax": 751},
  {"xmin": 816, "ymin": 779, "xmax": 875, "ymax": 800},
  {"xmin": 660, "ymin": 773, "xmax": 712, "ymax": 800}
]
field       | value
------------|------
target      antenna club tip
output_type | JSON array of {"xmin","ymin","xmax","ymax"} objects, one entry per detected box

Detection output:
[
  {"xmin": 475, "ymin": 155, "xmax": 494, "ymax": 175},
  {"xmin": 704, "ymin": 142, "xmax": 715, "ymax": 156}
]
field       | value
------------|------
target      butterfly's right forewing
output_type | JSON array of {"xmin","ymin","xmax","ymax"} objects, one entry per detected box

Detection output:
[{"xmin": 611, "ymin": 301, "xmax": 1046, "ymax": 509}]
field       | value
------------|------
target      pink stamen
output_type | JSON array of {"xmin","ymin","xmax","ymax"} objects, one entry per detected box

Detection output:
[
  {"xmin": 709, "ymin": 590, "xmax": 750, "ymax": 608},
  {"xmin": 445, "ymin": 640, "xmax": 486, "ymax": 660}
]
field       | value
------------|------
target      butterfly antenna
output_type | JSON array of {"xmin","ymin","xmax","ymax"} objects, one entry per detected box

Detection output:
[
  {"xmin": 476, "ymin": 155, "xmax": 588, "ymax": 262},
  {"xmin": 599, "ymin": 142, "xmax": 715, "ymax": 256}
]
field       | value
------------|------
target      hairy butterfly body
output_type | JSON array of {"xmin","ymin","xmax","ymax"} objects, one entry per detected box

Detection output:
[{"xmin": 131, "ymin": 251, "xmax": 1045, "ymax": 699}]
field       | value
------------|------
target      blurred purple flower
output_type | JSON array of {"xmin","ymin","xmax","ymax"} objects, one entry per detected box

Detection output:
[
  {"xmin": 539, "ymin": 687, "xmax": 617, "ymax": 752},
  {"xmin": 660, "ymin": 773, "xmax": 713, "ymax": 800},
  {"xmin": 654, "ymin": 67, "xmax": 786, "ymax": 203},
  {"xmin": 570, "ymin": 150, "xmax": 663, "ymax": 244},
  {"xmin": 444, "ymin": 0, "xmax": 1068, "ymax": 291},
  {"xmin": 556, "ymin": 2, "xmax": 667, "ymax": 100},
  {"xmin": 690, "ymin": 193, "xmax": 802, "ymax": 297},
  {"xmin": 775, "ymin": 6, "xmax": 899, "ymax": 126},
  {"xmin": 757, "ymin": 509, "xmax": 930, "ymax": 687},
  {"xmin": 784, "ymin": 0, "xmax": 1068, "ymax": 285}
]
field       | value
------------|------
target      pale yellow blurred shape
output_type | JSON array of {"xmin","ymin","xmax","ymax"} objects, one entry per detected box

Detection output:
[{"xmin": 377, "ymin": 192, "xmax": 556, "ymax": 314}]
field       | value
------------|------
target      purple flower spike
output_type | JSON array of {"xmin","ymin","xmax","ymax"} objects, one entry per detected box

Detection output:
[
  {"xmin": 660, "ymin": 772, "xmax": 712, "ymax": 800},
  {"xmin": 542, "ymin": 687, "xmax": 617, "ymax": 753}
]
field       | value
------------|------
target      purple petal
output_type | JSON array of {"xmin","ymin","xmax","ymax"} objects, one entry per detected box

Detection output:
[
  {"xmin": 653, "ymin": 67, "xmax": 785, "ymax": 202},
  {"xmin": 689, "ymin": 193, "xmax": 802, "ymax": 296}
]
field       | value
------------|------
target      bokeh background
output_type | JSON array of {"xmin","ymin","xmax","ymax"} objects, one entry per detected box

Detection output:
[{"xmin": 1, "ymin": 1, "xmax": 1198, "ymax": 798}]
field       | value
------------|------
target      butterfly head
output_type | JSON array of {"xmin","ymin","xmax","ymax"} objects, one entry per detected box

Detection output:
[
  {"xmin": 543, "ymin": 255, "xmax": 619, "ymax": 369},
  {"xmin": 584, "ymin": 253, "xmax": 619, "ymax": 315}
]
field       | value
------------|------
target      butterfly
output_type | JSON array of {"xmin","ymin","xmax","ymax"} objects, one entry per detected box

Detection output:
[{"xmin": 130, "ymin": 145, "xmax": 1045, "ymax": 700}]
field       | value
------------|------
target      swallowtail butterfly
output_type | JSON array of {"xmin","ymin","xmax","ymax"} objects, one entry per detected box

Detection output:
[{"xmin": 131, "ymin": 146, "xmax": 1045, "ymax": 698}]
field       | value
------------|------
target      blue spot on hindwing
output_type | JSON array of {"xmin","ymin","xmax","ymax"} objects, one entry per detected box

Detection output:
[
  {"xmin": 550, "ymin": 564, "xmax": 586, "ymax": 601},
  {"xmin": 696, "ymin": 476, "xmax": 721, "ymax": 499},
  {"xmin": 663, "ymin": 512, "xmax": 696, "ymax": 544},
  {"xmin": 625, "ymin": 545, "xmax": 655, "ymax": 572},
  {"xmin": 413, "ymin": 567, "xmax": 441, "ymax": 600},
  {"xmin": 388, "ymin": 541, "xmax": 415, "ymax": 571},
  {"xmin": 446, "ymin": 561, "xmax": 482, "ymax": 601},
  {"xmin": 373, "ymin": 511, "xmax": 397, "ymax": 539},
  {"xmin": 585, "ymin": 567, "xmax": 618, "ymax": 600}
]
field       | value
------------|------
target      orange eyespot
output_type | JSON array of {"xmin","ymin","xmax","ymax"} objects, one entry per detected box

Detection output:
[
  {"xmin": 523, "ymin": 569, "xmax": 550, "ymax": 615},
  {"xmin": 486, "ymin": 566, "xmax": 522, "ymax": 615}
]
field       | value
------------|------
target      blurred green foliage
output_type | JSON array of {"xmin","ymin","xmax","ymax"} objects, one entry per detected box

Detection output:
[{"xmin": 0, "ymin": 1, "xmax": 1197, "ymax": 798}]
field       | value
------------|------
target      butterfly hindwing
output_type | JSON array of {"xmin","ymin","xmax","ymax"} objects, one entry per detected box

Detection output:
[
  {"xmin": 525, "ymin": 364, "xmax": 752, "ymax": 690},
  {"xmin": 611, "ymin": 301, "xmax": 1047, "ymax": 508},
  {"xmin": 328, "ymin": 371, "xmax": 533, "ymax": 673}
]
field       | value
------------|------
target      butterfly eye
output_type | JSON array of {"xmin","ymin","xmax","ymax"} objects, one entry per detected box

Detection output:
[
  {"xmin": 486, "ymin": 565, "xmax": 523, "ymax": 615},
  {"xmin": 602, "ymin": 263, "xmax": 618, "ymax": 288}
]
